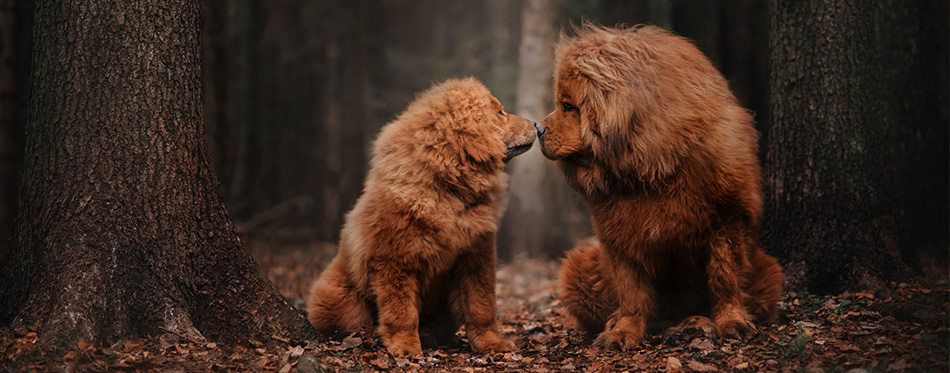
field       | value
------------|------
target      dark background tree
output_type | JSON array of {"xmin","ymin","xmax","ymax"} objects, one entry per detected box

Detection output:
[
  {"xmin": 0, "ymin": 0, "xmax": 313, "ymax": 350},
  {"xmin": 876, "ymin": 1, "xmax": 950, "ymax": 279},
  {"xmin": 0, "ymin": 0, "xmax": 31, "ymax": 261},
  {"xmin": 764, "ymin": 0, "xmax": 948, "ymax": 294}
]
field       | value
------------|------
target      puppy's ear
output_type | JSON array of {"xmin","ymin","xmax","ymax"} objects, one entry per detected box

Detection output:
[
  {"xmin": 455, "ymin": 130, "xmax": 503, "ymax": 165},
  {"xmin": 437, "ymin": 108, "xmax": 504, "ymax": 167}
]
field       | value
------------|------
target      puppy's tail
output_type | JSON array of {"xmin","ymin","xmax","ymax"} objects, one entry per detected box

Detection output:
[
  {"xmin": 743, "ymin": 246, "xmax": 783, "ymax": 323},
  {"xmin": 557, "ymin": 239, "xmax": 617, "ymax": 335},
  {"xmin": 307, "ymin": 255, "xmax": 374, "ymax": 333}
]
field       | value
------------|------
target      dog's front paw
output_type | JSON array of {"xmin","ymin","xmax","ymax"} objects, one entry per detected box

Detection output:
[
  {"xmin": 383, "ymin": 332, "xmax": 422, "ymax": 357},
  {"xmin": 469, "ymin": 331, "xmax": 514, "ymax": 353},
  {"xmin": 714, "ymin": 306, "xmax": 755, "ymax": 341},
  {"xmin": 594, "ymin": 329, "xmax": 642, "ymax": 351},
  {"xmin": 717, "ymin": 318, "xmax": 755, "ymax": 340}
]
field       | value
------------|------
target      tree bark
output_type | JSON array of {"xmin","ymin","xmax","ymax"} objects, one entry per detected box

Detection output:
[
  {"xmin": 500, "ymin": 0, "xmax": 591, "ymax": 260},
  {"xmin": 0, "ymin": 0, "xmax": 315, "ymax": 351},
  {"xmin": 765, "ymin": 0, "xmax": 911, "ymax": 293}
]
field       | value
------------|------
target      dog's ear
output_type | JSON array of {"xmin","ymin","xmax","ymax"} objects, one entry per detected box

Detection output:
[{"xmin": 578, "ymin": 75, "xmax": 637, "ymax": 158}]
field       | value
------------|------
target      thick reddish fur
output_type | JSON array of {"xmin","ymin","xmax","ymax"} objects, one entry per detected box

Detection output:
[
  {"xmin": 540, "ymin": 25, "xmax": 783, "ymax": 350},
  {"xmin": 307, "ymin": 78, "xmax": 535, "ymax": 356}
]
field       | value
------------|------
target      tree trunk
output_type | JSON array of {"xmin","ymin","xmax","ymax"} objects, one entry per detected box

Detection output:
[
  {"xmin": 765, "ymin": 0, "xmax": 911, "ymax": 293},
  {"xmin": 0, "ymin": 0, "xmax": 315, "ymax": 351},
  {"xmin": 500, "ymin": 0, "xmax": 591, "ymax": 260}
]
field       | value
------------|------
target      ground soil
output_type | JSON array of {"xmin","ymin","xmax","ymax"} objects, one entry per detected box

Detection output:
[{"xmin": 2, "ymin": 237, "xmax": 947, "ymax": 372}]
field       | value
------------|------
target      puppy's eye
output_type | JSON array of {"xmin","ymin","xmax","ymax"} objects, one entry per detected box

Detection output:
[
  {"xmin": 561, "ymin": 102, "xmax": 576, "ymax": 112},
  {"xmin": 498, "ymin": 110, "xmax": 506, "ymax": 116}
]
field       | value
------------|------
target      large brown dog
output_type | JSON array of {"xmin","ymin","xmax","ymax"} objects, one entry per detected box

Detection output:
[
  {"xmin": 539, "ymin": 25, "xmax": 783, "ymax": 350},
  {"xmin": 307, "ymin": 78, "xmax": 535, "ymax": 356}
]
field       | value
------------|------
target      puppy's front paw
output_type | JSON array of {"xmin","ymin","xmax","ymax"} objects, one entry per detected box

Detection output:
[
  {"xmin": 595, "ymin": 314, "xmax": 645, "ymax": 351},
  {"xmin": 664, "ymin": 315, "xmax": 721, "ymax": 341},
  {"xmin": 470, "ymin": 331, "xmax": 514, "ymax": 353},
  {"xmin": 594, "ymin": 329, "xmax": 641, "ymax": 351}
]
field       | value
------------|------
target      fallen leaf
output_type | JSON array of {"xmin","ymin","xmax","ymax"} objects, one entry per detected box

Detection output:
[
  {"xmin": 689, "ymin": 338, "xmax": 715, "ymax": 351},
  {"xmin": 370, "ymin": 355, "xmax": 393, "ymax": 369},
  {"xmin": 667, "ymin": 356, "xmax": 683, "ymax": 372},
  {"xmin": 296, "ymin": 353, "xmax": 323, "ymax": 373},
  {"xmin": 278, "ymin": 362, "xmax": 292, "ymax": 373},
  {"xmin": 340, "ymin": 335, "xmax": 362, "ymax": 350},
  {"xmin": 687, "ymin": 360, "xmax": 718, "ymax": 372}
]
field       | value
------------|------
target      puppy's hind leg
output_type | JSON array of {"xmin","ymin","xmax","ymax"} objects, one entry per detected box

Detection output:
[{"xmin": 307, "ymin": 255, "xmax": 373, "ymax": 333}]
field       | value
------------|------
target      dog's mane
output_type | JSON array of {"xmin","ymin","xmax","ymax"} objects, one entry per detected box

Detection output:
[{"xmin": 554, "ymin": 24, "xmax": 753, "ymax": 194}]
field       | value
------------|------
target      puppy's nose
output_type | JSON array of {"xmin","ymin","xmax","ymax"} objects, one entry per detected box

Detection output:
[{"xmin": 533, "ymin": 122, "xmax": 546, "ymax": 137}]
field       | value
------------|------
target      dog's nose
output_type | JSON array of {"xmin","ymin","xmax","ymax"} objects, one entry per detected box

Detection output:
[{"xmin": 533, "ymin": 122, "xmax": 546, "ymax": 137}]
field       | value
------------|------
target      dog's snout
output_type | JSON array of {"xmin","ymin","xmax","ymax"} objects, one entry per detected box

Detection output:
[{"xmin": 533, "ymin": 122, "xmax": 546, "ymax": 137}]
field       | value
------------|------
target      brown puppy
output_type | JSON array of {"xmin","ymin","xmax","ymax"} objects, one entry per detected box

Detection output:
[
  {"xmin": 307, "ymin": 78, "xmax": 535, "ymax": 356},
  {"xmin": 540, "ymin": 25, "xmax": 783, "ymax": 350}
]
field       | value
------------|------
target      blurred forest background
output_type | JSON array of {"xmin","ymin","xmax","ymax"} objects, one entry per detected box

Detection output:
[{"xmin": 0, "ymin": 1, "xmax": 946, "ymax": 285}]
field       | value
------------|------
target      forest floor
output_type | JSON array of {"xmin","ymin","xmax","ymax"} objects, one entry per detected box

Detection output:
[{"xmin": 2, "ymin": 237, "xmax": 948, "ymax": 372}]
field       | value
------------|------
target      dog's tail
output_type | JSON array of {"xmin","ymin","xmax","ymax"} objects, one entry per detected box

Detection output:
[
  {"xmin": 743, "ymin": 246, "xmax": 784, "ymax": 323},
  {"xmin": 557, "ymin": 239, "xmax": 618, "ymax": 335}
]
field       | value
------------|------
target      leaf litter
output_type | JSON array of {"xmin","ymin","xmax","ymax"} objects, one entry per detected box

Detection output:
[{"xmin": 1, "ymin": 240, "xmax": 947, "ymax": 372}]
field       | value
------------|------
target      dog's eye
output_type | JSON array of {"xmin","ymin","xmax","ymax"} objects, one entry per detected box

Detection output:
[
  {"xmin": 498, "ymin": 110, "xmax": 506, "ymax": 116},
  {"xmin": 561, "ymin": 102, "xmax": 576, "ymax": 112}
]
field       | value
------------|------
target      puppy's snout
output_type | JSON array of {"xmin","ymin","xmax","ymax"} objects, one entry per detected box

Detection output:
[{"xmin": 533, "ymin": 122, "xmax": 546, "ymax": 138}]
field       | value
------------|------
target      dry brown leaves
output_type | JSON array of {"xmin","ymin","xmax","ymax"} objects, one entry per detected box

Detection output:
[{"xmin": 2, "ymin": 242, "xmax": 947, "ymax": 372}]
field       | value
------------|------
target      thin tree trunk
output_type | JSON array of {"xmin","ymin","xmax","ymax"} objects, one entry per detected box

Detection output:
[
  {"xmin": 765, "ymin": 0, "xmax": 910, "ymax": 293},
  {"xmin": 0, "ymin": 0, "xmax": 315, "ymax": 350},
  {"xmin": 322, "ymin": 0, "xmax": 369, "ymax": 239},
  {"xmin": 501, "ymin": 0, "xmax": 591, "ymax": 259}
]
